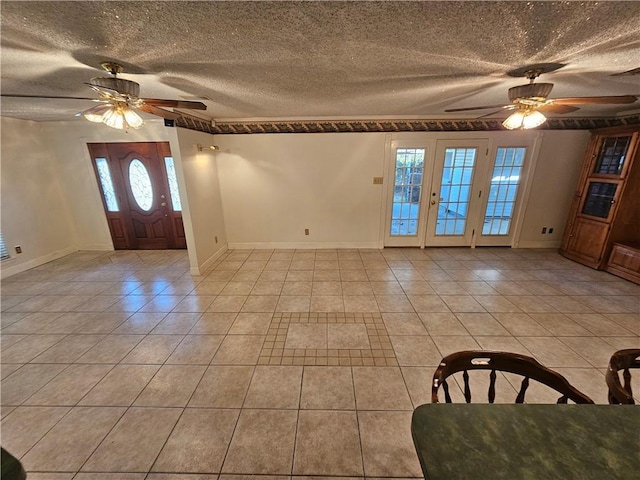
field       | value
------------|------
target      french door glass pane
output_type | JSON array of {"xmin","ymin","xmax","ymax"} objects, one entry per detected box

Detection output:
[
  {"xmin": 164, "ymin": 157, "xmax": 182, "ymax": 211},
  {"xmin": 391, "ymin": 148, "xmax": 425, "ymax": 236},
  {"xmin": 482, "ymin": 147, "xmax": 525, "ymax": 235},
  {"xmin": 129, "ymin": 159, "xmax": 154, "ymax": 211},
  {"xmin": 435, "ymin": 148, "xmax": 476, "ymax": 236},
  {"xmin": 95, "ymin": 157, "xmax": 119, "ymax": 212}
]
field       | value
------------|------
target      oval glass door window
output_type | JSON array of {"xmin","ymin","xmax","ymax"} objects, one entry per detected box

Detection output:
[{"xmin": 129, "ymin": 159, "xmax": 153, "ymax": 211}]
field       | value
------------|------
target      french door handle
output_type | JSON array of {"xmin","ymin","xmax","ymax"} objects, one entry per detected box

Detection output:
[
  {"xmin": 431, "ymin": 200, "xmax": 436, "ymax": 205},
  {"xmin": 161, "ymin": 202, "xmax": 167, "ymax": 207}
]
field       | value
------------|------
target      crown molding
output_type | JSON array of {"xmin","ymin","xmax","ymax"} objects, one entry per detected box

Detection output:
[{"xmin": 175, "ymin": 114, "xmax": 639, "ymax": 135}]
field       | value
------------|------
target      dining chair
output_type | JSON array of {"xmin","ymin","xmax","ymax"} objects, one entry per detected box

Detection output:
[
  {"xmin": 431, "ymin": 350, "xmax": 594, "ymax": 404},
  {"xmin": 606, "ymin": 348, "xmax": 640, "ymax": 404}
]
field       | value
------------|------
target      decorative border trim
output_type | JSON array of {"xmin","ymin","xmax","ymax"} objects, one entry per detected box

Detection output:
[{"xmin": 176, "ymin": 114, "xmax": 640, "ymax": 135}]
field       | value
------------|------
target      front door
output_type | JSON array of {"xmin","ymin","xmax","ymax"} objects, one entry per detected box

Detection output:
[{"xmin": 89, "ymin": 142, "xmax": 186, "ymax": 249}]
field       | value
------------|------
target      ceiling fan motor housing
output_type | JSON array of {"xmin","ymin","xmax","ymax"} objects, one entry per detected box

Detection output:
[
  {"xmin": 508, "ymin": 82, "xmax": 554, "ymax": 102},
  {"xmin": 89, "ymin": 77, "xmax": 140, "ymax": 97}
]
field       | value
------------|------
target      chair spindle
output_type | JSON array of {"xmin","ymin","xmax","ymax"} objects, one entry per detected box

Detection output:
[
  {"xmin": 442, "ymin": 379, "xmax": 452, "ymax": 403},
  {"xmin": 623, "ymin": 368, "xmax": 633, "ymax": 398},
  {"xmin": 515, "ymin": 376, "xmax": 529, "ymax": 403},
  {"xmin": 556, "ymin": 395, "xmax": 568, "ymax": 404},
  {"xmin": 488, "ymin": 369, "xmax": 496, "ymax": 403},
  {"xmin": 463, "ymin": 370, "xmax": 471, "ymax": 403}
]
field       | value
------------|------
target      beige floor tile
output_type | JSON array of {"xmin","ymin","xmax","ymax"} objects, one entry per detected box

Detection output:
[
  {"xmin": 229, "ymin": 312, "xmax": 273, "ymax": 334},
  {"xmin": 190, "ymin": 312, "xmax": 237, "ymax": 334},
  {"xmin": 0, "ymin": 406, "xmax": 70, "ymax": 457},
  {"xmin": 370, "ymin": 281, "xmax": 403, "ymax": 295},
  {"xmin": 244, "ymin": 366, "xmax": 303, "ymax": 409},
  {"xmin": 528, "ymin": 313, "xmax": 593, "ymax": 336},
  {"xmin": 399, "ymin": 281, "xmax": 435, "ymax": 295},
  {"xmin": 166, "ymin": 335, "xmax": 224, "ymax": 364},
  {"xmin": 431, "ymin": 335, "xmax": 481, "ymax": 357},
  {"xmin": 429, "ymin": 281, "xmax": 467, "ymax": 295},
  {"xmin": 207, "ymin": 296, "xmax": 248, "ymax": 313},
  {"xmin": 189, "ymin": 365, "xmax": 254, "ymax": 408},
  {"xmin": 150, "ymin": 312, "xmax": 202, "ymax": 333},
  {"xmin": 285, "ymin": 324, "xmax": 327, "ymax": 349},
  {"xmin": 408, "ymin": 295, "xmax": 451, "ymax": 313},
  {"xmin": 1, "ymin": 334, "xmax": 66, "ymax": 363},
  {"xmin": 473, "ymin": 295, "xmax": 522, "ymax": 313},
  {"xmin": 73, "ymin": 312, "xmax": 130, "ymax": 334},
  {"xmin": 21, "ymin": 406, "xmax": 125, "ymax": 472},
  {"xmin": 281, "ymin": 282, "xmax": 312, "ymax": 295},
  {"xmin": 312, "ymin": 282, "xmax": 342, "ymax": 296},
  {"xmin": 554, "ymin": 367, "xmax": 609, "ymax": 404},
  {"xmin": 517, "ymin": 337, "xmax": 592, "ymax": 368},
  {"xmin": 328, "ymin": 324, "xmax": 370, "ymax": 349},
  {"xmin": 285, "ymin": 272, "xmax": 313, "ymax": 282},
  {"xmin": 473, "ymin": 336, "xmax": 532, "ymax": 355},
  {"xmin": 138, "ymin": 295, "xmax": 185, "ymax": 313},
  {"xmin": 121, "ymin": 335, "xmax": 184, "ymax": 364},
  {"xmin": 25, "ymin": 473, "xmax": 75, "ymax": 480},
  {"xmin": 353, "ymin": 366, "xmax": 412, "ymax": 410},
  {"xmin": 1, "ymin": 313, "xmax": 63, "ymax": 334},
  {"xmin": 543, "ymin": 295, "xmax": 595, "ymax": 313},
  {"xmin": 134, "ymin": 365, "xmax": 206, "ymax": 407},
  {"xmin": 211, "ymin": 335, "xmax": 265, "ymax": 365},
  {"xmin": 1, "ymin": 363, "xmax": 23, "ymax": 380},
  {"xmin": 458, "ymin": 281, "xmax": 498, "ymax": 295},
  {"xmin": 341, "ymin": 281, "xmax": 373, "ymax": 294},
  {"xmin": 375, "ymin": 294, "xmax": 414, "ymax": 313},
  {"xmin": 79, "ymin": 364, "xmax": 159, "ymax": 406},
  {"xmin": 241, "ymin": 295, "xmax": 279, "ymax": 312},
  {"xmin": 602, "ymin": 336, "xmax": 640, "ymax": 350},
  {"xmin": 604, "ymin": 313, "xmax": 640, "ymax": 335},
  {"xmin": 343, "ymin": 295, "xmax": 379, "ymax": 313},
  {"xmin": 504, "ymin": 295, "xmax": 557, "ymax": 313},
  {"xmin": 76, "ymin": 335, "xmax": 144, "ymax": 363},
  {"xmin": 82, "ymin": 407, "xmax": 182, "ymax": 472},
  {"xmin": 439, "ymin": 295, "xmax": 486, "ymax": 313},
  {"xmin": 34, "ymin": 312, "xmax": 95, "ymax": 334},
  {"xmin": 454, "ymin": 313, "xmax": 510, "ymax": 336},
  {"xmin": 300, "ymin": 366, "xmax": 355, "ymax": 409},
  {"xmin": 24, "ymin": 364, "xmax": 112, "ymax": 406},
  {"xmin": 401, "ymin": 366, "xmax": 434, "ymax": 407},
  {"xmin": 192, "ymin": 282, "xmax": 227, "ymax": 295},
  {"xmin": 310, "ymin": 295, "xmax": 345, "ymax": 312},
  {"xmin": 251, "ymin": 280, "xmax": 284, "ymax": 295},
  {"xmin": 381, "ymin": 313, "xmax": 427, "ymax": 336},
  {"xmin": 220, "ymin": 282, "xmax": 256, "ymax": 296},
  {"xmin": 293, "ymin": 410, "xmax": 363, "ymax": 476},
  {"xmin": 358, "ymin": 411, "xmax": 422, "ymax": 477},
  {"xmin": 418, "ymin": 312, "xmax": 467, "ymax": 335},
  {"xmin": 559, "ymin": 336, "xmax": 619, "ymax": 368},
  {"xmin": 1, "ymin": 363, "xmax": 67, "ymax": 405},
  {"xmin": 566, "ymin": 313, "xmax": 636, "ymax": 337},
  {"xmin": 276, "ymin": 295, "xmax": 311, "ymax": 312},
  {"xmin": 148, "ymin": 475, "xmax": 217, "ymax": 480},
  {"xmin": 31, "ymin": 334, "xmax": 107, "ymax": 363},
  {"xmin": 390, "ymin": 335, "xmax": 442, "ymax": 366},
  {"xmin": 222, "ymin": 409, "xmax": 297, "ymax": 474},
  {"xmin": 152, "ymin": 408, "xmax": 240, "ymax": 473}
]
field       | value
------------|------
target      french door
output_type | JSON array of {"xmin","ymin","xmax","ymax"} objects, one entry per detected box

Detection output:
[
  {"xmin": 88, "ymin": 142, "xmax": 187, "ymax": 249},
  {"xmin": 384, "ymin": 137, "xmax": 532, "ymax": 247}
]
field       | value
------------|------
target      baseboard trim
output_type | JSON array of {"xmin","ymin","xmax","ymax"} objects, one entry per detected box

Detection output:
[
  {"xmin": 227, "ymin": 241, "xmax": 381, "ymax": 250},
  {"xmin": 1, "ymin": 245, "xmax": 79, "ymax": 279},
  {"xmin": 76, "ymin": 244, "xmax": 114, "ymax": 251},
  {"xmin": 190, "ymin": 244, "xmax": 229, "ymax": 275},
  {"xmin": 516, "ymin": 240, "xmax": 562, "ymax": 249}
]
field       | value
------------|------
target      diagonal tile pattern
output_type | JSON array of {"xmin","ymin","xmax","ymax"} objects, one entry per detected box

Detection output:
[{"xmin": 1, "ymin": 247, "xmax": 638, "ymax": 478}]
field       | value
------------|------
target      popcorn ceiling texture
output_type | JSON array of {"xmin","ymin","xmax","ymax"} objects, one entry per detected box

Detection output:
[{"xmin": 1, "ymin": 1, "xmax": 639, "ymax": 122}]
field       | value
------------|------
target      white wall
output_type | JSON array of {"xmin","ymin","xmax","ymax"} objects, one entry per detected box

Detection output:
[
  {"xmin": 518, "ymin": 130, "xmax": 591, "ymax": 247},
  {"xmin": 215, "ymin": 133, "xmax": 387, "ymax": 248},
  {"xmin": 174, "ymin": 128, "xmax": 228, "ymax": 274},
  {"xmin": 0, "ymin": 117, "xmax": 78, "ymax": 277}
]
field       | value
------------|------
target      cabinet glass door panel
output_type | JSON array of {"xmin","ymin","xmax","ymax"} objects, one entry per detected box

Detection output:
[
  {"xmin": 593, "ymin": 136, "xmax": 632, "ymax": 175},
  {"xmin": 581, "ymin": 181, "xmax": 619, "ymax": 219}
]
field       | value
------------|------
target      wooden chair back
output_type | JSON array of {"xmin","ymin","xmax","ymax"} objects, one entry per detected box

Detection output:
[
  {"xmin": 431, "ymin": 350, "xmax": 594, "ymax": 404},
  {"xmin": 606, "ymin": 348, "xmax": 640, "ymax": 404}
]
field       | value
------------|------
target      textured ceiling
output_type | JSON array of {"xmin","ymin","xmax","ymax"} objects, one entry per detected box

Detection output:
[{"xmin": 1, "ymin": 1, "xmax": 639, "ymax": 123}]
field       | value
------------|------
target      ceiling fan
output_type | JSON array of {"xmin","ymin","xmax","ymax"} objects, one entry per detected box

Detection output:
[
  {"xmin": 445, "ymin": 67, "xmax": 638, "ymax": 130},
  {"xmin": 1, "ymin": 62, "xmax": 207, "ymax": 130}
]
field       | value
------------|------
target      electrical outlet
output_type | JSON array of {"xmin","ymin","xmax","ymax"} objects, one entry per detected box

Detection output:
[
  {"xmin": 304, "ymin": 228, "xmax": 310, "ymax": 235},
  {"xmin": 373, "ymin": 177, "xmax": 383, "ymax": 184},
  {"xmin": 541, "ymin": 227, "xmax": 547, "ymax": 234},
  {"xmin": 14, "ymin": 245, "xmax": 22, "ymax": 254},
  {"xmin": 548, "ymin": 227, "xmax": 554, "ymax": 234}
]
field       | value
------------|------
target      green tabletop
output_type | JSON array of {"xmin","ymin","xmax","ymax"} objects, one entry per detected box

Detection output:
[{"xmin": 411, "ymin": 404, "xmax": 640, "ymax": 480}]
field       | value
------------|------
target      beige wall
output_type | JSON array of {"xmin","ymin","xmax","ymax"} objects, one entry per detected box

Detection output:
[
  {"xmin": 216, "ymin": 133, "xmax": 387, "ymax": 248},
  {"xmin": 1, "ymin": 118, "xmax": 78, "ymax": 277},
  {"xmin": 174, "ymin": 128, "xmax": 228, "ymax": 274}
]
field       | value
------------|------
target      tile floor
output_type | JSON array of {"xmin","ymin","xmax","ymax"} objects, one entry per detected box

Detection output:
[{"xmin": 1, "ymin": 247, "xmax": 638, "ymax": 479}]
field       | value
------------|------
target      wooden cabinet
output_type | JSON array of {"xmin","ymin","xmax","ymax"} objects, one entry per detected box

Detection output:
[{"xmin": 560, "ymin": 126, "xmax": 640, "ymax": 283}]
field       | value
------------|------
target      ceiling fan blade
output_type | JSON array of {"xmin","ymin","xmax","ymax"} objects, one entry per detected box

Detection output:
[
  {"xmin": 445, "ymin": 104, "xmax": 511, "ymax": 112},
  {"xmin": 142, "ymin": 98, "xmax": 207, "ymax": 110},
  {"xmin": 537, "ymin": 104, "xmax": 580, "ymax": 114},
  {"xmin": 1, "ymin": 93, "xmax": 102, "ymax": 101},
  {"xmin": 137, "ymin": 104, "xmax": 181, "ymax": 120},
  {"xmin": 477, "ymin": 106, "xmax": 516, "ymax": 118},
  {"xmin": 551, "ymin": 95, "xmax": 638, "ymax": 105}
]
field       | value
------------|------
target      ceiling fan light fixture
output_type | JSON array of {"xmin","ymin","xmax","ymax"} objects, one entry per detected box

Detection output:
[
  {"xmin": 83, "ymin": 104, "xmax": 111, "ymax": 123},
  {"xmin": 123, "ymin": 107, "xmax": 144, "ymax": 129},
  {"xmin": 502, "ymin": 108, "xmax": 546, "ymax": 130}
]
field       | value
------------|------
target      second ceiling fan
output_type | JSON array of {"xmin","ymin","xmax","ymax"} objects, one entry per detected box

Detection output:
[{"xmin": 445, "ymin": 66, "xmax": 638, "ymax": 129}]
